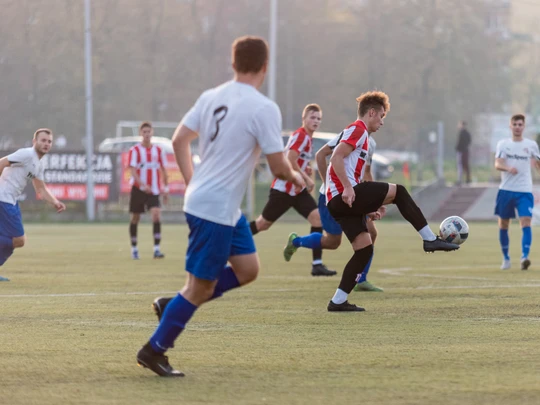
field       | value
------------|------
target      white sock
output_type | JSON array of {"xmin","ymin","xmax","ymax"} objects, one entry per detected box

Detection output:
[
  {"xmin": 131, "ymin": 246, "xmax": 138, "ymax": 254},
  {"xmin": 419, "ymin": 225, "xmax": 436, "ymax": 241},
  {"xmin": 331, "ymin": 289, "xmax": 348, "ymax": 304},
  {"xmin": 312, "ymin": 259, "xmax": 323, "ymax": 265},
  {"xmin": 153, "ymin": 245, "xmax": 160, "ymax": 253}
]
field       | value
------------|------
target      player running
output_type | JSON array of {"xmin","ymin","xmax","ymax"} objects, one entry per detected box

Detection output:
[
  {"xmin": 136, "ymin": 36, "xmax": 304, "ymax": 377},
  {"xmin": 325, "ymin": 91, "xmax": 459, "ymax": 312},
  {"xmin": 283, "ymin": 134, "xmax": 384, "ymax": 291},
  {"xmin": 249, "ymin": 104, "xmax": 336, "ymax": 276},
  {"xmin": 494, "ymin": 114, "xmax": 540, "ymax": 270},
  {"xmin": 0, "ymin": 129, "xmax": 66, "ymax": 281}
]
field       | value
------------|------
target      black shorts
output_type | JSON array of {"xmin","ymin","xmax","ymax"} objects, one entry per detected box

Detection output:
[
  {"xmin": 261, "ymin": 188, "xmax": 318, "ymax": 222},
  {"xmin": 129, "ymin": 186, "xmax": 161, "ymax": 213},
  {"xmin": 327, "ymin": 181, "xmax": 389, "ymax": 242}
]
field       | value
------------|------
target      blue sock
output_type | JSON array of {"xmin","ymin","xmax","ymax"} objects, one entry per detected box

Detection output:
[
  {"xmin": 522, "ymin": 226, "xmax": 532, "ymax": 259},
  {"xmin": 0, "ymin": 247, "xmax": 14, "ymax": 266},
  {"xmin": 292, "ymin": 233, "xmax": 322, "ymax": 249},
  {"xmin": 210, "ymin": 266, "xmax": 240, "ymax": 300},
  {"xmin": 0, "ymin": 235, "xmax": 13, "ymax": 250},
  {"xmin": 150, "ymin": 293, "xmax": 197, "ymax": 353},
  {"xmin": 499, "ymin": 229, "xmax": 510, "ymax": 260},
  {"xmin": 357, "ymin": 250, "xmax": 374, "ymax": 283}
]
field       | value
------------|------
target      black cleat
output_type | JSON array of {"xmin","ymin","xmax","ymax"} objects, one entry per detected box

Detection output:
[
  {"xmin": 312, "ymin": 263, "xmax": 337, "ymax": 276},
  {"xmin": 423, "ymin": 237, "xmax": 459, "ymax": 253},
  {"xmin": 137, "ymin": 343, "xmax": 184, "ymax": 377},
  {"xmin": 521, "ymin": 258, "xmax": 531, "ymax": 270},
  {"xmin": 154, "ymin": 251, "xmax": 165, "ymax": 259},
  {"xmin": 152, "ymin": 297, "xmax": 172, "ymax": 322},
  {"xmin": 327, "ymin": 300, "xmax": 365, "ymax": 312}
]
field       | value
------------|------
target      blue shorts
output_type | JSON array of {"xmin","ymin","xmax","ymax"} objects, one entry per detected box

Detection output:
[
  {"xmin": 185, "ymin": 213, "xmax": 256, "ymax": 281},
  {"xmin": 0, "ymin": 202, "xmax": 24, "ymax": 238},
  {"xmin": 319, "ymin": 193, "xmax": 342, "ymax": 235},
  {"xmin": 494, "ymin": 190, "xmax": 534, "ymax": 219}
]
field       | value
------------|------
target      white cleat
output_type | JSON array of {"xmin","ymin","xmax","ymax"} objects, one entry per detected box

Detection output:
[{"xmin": 500, "ymin": 259, "xmax": 511, "ymax": 270}]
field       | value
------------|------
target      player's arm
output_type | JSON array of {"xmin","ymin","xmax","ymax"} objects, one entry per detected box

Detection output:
[
  {"xmin": 31, "ymin": 179, "xmax": 66, "ymax": 213},
  {"xmin": 287, "ymin": 149, "xmax": 314, "ymax": 192},
  {"xmin": 315, "ymin": 144, "xmax": 332, "ymax": 183},
  {"xmin": 266, "ymin": 152, "xmax": 305, "ymax": 191},
  {"xmin": 494, "ymin": 157, "xmax": 517, "ymax": 174},
  {"xmin": 0, "ymin": 157, "xmax": 12, "ymax": 176},
  {"xmin": 330, "ymin": 142, "xmax": 355, "ymax": 206},
  {"xmin": 172, "ymin": 124, "xmax": 198, "ymax": 187},
  {"xmin": 364, "ymin": 164, "xmax": 373, "ymax": 182},
  {"xmin": 159, "ymin": 149, "xmax": 170, "ymax": 204}
]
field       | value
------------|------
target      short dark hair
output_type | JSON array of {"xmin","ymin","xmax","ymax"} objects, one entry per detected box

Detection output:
[
  {"xmin": 511, "ymin": 114, "xmax": 525, "ymax": 123},
  {"xmin": 139, "ymin": 121, "xmax": 152, "ymax": 131},
  {"xmin": 302, "ymin": 103, "xmax": 322, "ymax": 118},
  {"xmin": 33, "ymin": 128, "xmax": 53, "ymax": 140},
  {"xmin": 232, "ymin": 36, "xmax": 269, "ymax": 74},
  {"xmin": 356, "ymin": 91, "xmax": 390, "ymax": 117}
]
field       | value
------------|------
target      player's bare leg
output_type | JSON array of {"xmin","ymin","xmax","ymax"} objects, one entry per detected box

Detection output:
[{"xmin": 251, "ymin": 215, "xmax": 273, "ymax": 235}]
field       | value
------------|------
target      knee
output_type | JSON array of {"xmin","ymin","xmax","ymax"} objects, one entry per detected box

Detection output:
[
  {"xmin": 308, "ymin": 211, "xmax": 322, "ymax": 227},
  {"xmin": 242, "ymin": 267, "xmax": 259, "ymax": 285},
  {"xmin": 257, "ymin": 218, "xmax": 272, "ymax": 231},
  {"xmin": 130, "ymin": 215, "xmax": 140, "ymax": 224},
  {"xmin": 13, "ymin": 236, "xmax": 25, "ymax": 249},
  {"xmin": 323, "ymin": 235, "xmax": 341, "ymax": 250},
  {"xmin": 370, "ymin": 230, "xmax": 378, "ymax": 244}
]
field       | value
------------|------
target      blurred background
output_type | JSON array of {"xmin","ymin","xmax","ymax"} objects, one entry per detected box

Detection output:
[{"xmin": 3, "ymin": 0, "xmax": 540, "ymax": 222}]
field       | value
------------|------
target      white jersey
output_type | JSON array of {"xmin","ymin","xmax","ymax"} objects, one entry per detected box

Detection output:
[
  {"xmin": 181, "ymin": 80, "xmax": 284, "ymax": 226},
  {"xmin": 495, "ymin": 138, "xmax": 540, "ymax": 193},
  {"xmin": 318, "ymin": 134, "xmax": 376, "ymax": 194},
  {"xmin": 0, "ymin": 147, "xmax": 45, "ymax": 205}
]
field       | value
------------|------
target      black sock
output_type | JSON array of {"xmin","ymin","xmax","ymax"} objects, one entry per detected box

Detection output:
[
  {"xmin": 311, "ymin": 226, "xmax": 323, "ymax": 263},
  {"xmin": 153, "ymin": 222, "xmax": 161, "ymax": 246},
  {"xmin": 250, "ymin": 221, "xmax": 259, "ymax": 236},
  {"xmin": 338, "ymin": 244, "xmax": 374, "ymax": 294},
  {"xmin": 393, "ymin": 184, "xmax": 428, "ymax": 231},
  {"xmin": 130, "ymin": 223, "xmax": 137, "ymax": 247}
]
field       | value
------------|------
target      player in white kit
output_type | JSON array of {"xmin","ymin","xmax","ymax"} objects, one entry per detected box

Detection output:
[
  {"xmin": 494, "ymin": 114, "xmax": 540, "ymax": 270},
  {"xmin": 136, "ymin": 36, "xmax": 304, "ymax": 377},
  {"xmin": 0, "ymin": 129, "xmax": 66, "ymax": 281}
]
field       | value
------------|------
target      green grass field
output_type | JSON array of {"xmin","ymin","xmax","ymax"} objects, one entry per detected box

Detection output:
[{"xmin": 1, "ymin": 222, "xmax": 540, "ymax": 405}]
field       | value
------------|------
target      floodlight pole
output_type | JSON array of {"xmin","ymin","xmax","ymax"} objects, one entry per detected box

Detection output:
[{"xmin": 85, "ymin": 0, "xmax": 95, "ymax": 221}]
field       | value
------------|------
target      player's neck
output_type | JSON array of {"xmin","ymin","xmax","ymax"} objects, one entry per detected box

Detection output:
[
  {"xmin": 141, "ymin": 141, "xmax": 152, "ymax": 148},
  {"xmin": 33, "ymin": 146, "xmax": 44, "ymax": 159},
  {"xmin": 512, "ymin": 135, "xmax": 523, "ymax": 142},
  {"xmin": 303, "ymin": 126, "xmax": 315, "ymax": 136},
  {"xmin": 234, "ymin": 73, "xmax": 263, "ymax": 89}
]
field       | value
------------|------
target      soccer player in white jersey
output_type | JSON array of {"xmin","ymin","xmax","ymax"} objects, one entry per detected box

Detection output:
[
  {"xmin": 249, "ymin": 104, "xmax": 336, "ymax": 276},
  {"xmin": 136, "ymin": 36, "xmax": 304, "ymax": 377},
  {"xmin": 127, "ymin": 121, "xmax": 169, "ymax": 260},
  {"xmin": 494, "ymin": 114, "xmax": 540, "ymax": 270},
  {"xmin": 325, "ymin": 91, "xmax": 458, "ymax": 312},
  {"xmin": 284, "ymin": 135, "xmax": 385, "ymax": 292},
  {"xmin": 0, "ymin": 129, "xmax": 66, "ymax": 281}
]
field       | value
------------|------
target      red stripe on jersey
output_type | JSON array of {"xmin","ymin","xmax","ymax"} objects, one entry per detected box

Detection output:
[
  {"xmin": 146, "ymin": 148, "xmax": 152, "ymax": 190},
  {"xmin": 329, "ymin": 167, "xmax": 344, "ymax": 194}
]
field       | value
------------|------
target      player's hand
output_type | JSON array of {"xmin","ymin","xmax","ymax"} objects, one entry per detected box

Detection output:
[
  {"xmin": 508, "ymin": 167, "xmax": 518, "ymax": 175},
  {"xmin": 305, "ymin": 166, "xmax": 313, "ymax": 176},
  {"xmin": 377, "ymin": 205, "xmax": 387, "ymax": 219},
  {"xmin": 291, "ymin": 171, "xmax": 306, "ymax": 194},
  {"xmin": 54, "ymin": 200, "xmax": 66, "ymax": 213},
  {"xmin": 342, "ymin": 185, "xmax": 355, "ymax": 208},
  {"xmin": 163, "ymin": 192, "xmax": 169, "ymax": 205},
  {"xmin": 305, "ymin": 177, "xmax": 315, "ymax": 193}
]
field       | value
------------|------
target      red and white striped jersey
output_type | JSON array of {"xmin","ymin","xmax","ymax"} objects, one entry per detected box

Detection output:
[
  {"xmin": 271, "ymin": 127, "xmax": 312, "ymax": 196},
  {"xmin": 127, "ymin": 144, "xmax": 167, "ymax": 195},
  {"xmin": 326, "ymin": 120, "xmax": 370, "ymax": 202}
]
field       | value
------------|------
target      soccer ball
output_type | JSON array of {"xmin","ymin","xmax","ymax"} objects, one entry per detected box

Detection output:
[{"xmin": 439, "ymin": 216, "xmax": 469, "ymax": 245}]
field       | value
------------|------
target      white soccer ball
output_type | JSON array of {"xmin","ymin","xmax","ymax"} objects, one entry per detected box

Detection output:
[{"xmin": 439, "ymin": 216, "xmax": 469, "ymax": 245}]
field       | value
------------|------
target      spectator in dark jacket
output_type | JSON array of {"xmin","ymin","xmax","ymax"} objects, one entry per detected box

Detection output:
[{"xmin": 456, "ymin": 120, "xmax": 472, "ymax": 185}]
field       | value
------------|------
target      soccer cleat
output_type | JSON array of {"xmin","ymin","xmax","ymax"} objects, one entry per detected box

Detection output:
[
  {"xmin": 501, "ymin": 259, "xmax": 511, "ymax": 270},
  {"xmin": 311, "ymin": 263, "xmax": 337, "ymax": 276},
  {"xmin": 327, "ymin": 300, "xmax": 365, "ymax": 312},
  {"xmin": 152, "ymin": 297, "xmax": 172, "ymax": 322},
  {"xmin": 0, "ymin": 275, "xmax": 10, "ymax": 282},
  {"xmin": 353, "ymin": 281, "xmax": 383, "ymax": 292},
  {"xmin": 153, "ymin": 251, "xmax": 165, "ymax": 259},
  {"xmin": 137, "ymin": 344, "xmax": 184, "ymax": 377},
  {"xmin": 283, "ymin": 232, "xmax": 298, "ymax": 262},
  {"xmin": 132, "ymin": 250, "xmax": 140, "ymax": 260},
  {"xmin": 521, "ymin": 258, "xmax": 531, "ymax": 271},
  {"xmin": 423, "ymin": 237, "xmax": 459, "ymax": 253}
]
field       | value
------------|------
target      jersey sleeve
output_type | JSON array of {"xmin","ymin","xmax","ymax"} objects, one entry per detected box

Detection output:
[
  {"xmin": 495, "ymin": 140, "xmax": 505, "ymax": 159},
  {"xmin": 36, "ymin": 165, "xmax": 45, "ymax": 181},
  {"xmin": 251, "ymin": 102, "xmax": 284, "ymax": 155},
  {"xmin": 326, "ymin": 134, "xmax": 342, "ymax": 150},
  {"xmin": 340, "ymin": 125, "xmax": 365, "ymax": 149},
  {"xmin": 7, "ymin": 148, "xmax": 31, "ymax": 167},
  {"xmin": 531, "ymin": 141, "xmax": 540, "ymax": 161},
  {"xmin": 181, "ymin": 94, "xmax": 204, "ymax": 133},
  {"xmin": 128, "ymin": 147, "xmax": 139, "ymax": 168}
]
